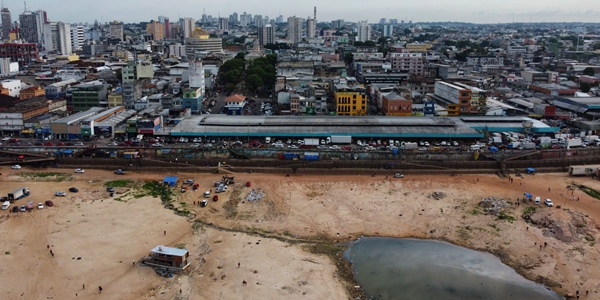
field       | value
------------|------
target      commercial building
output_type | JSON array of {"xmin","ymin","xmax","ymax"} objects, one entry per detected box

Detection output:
[
  {"xmin": 142, "ymin": 245, "xmax": 190, "ymax": 271},
  {"xmin": 521, "ymin": 70, "xmax": 549, "ymax": 84},
  {"xmin": 334, "ymin": 84, "xmax": 367, "ymax": 116},
  {"xmin": 0, "ymin": 57, "xmax": 17, "ymax": 74},
  {"xmin": 382, "ymin": 92, "xmax": 412, "ymax": 116},
  {"xmin": 224, "ymin": 94, "xmax": 246, "ymax": 115},
  {"xmin": 433, "ymin": 81, "xmax": 477, "ymax": 116},
  {"xmin": 146, "ymin": 21, "xmax": 165, "ymax": 41},
  {"xmin": 122, "ymin": 60, "xmax": 154, "ymax": 84},
  {"xmin": 1, "ymin": 7, "xmax": 11, "ymax": 40},
  {"xmin": 80, "ymin": 106, "xmax": 128, "ymax": 138},
  {"xmin": 49, "ymin": 107, "xmax": 104, "ymax": 139},
  {"xmin": 107, "ymin": 91, "xmax": 123, "ymax": 107},
  {"xmin": 185, "ymin": 37, "xmax": 223, "ymax": 55},
  {"xmin": 183, "ymin": 18, "xmax": 195, "ymax": 38},
  {"xmin": 43, "ymin": 22, "xmax": 72, "ymax": 55},
  {"xmin": 19, "ymin": 10, "xmax": 39, "ymax": 43},
  {"xmin": 20, "ymin": 85, "xmax": 44, "ymax": 100},
  {"xmin": 70, "ymin": 81, "xmax": 109, "ymax": 112},
  {"xmin": 287, "ymin": 16, "xmax": 303, "ymax": 43},
  {"xmin": 387, "ymin": 52, "xmax": 424, "ymax": 75},
  {"xmin": 331, "ymin": 19, "xmax": 344, "ymax": 29},
  {"xmin": 122, "ymin": 78, "xmax": 150, "ymax": 110},
  {"xmin": 0, "ymin": 79, "xmax": 21, "ymax": 97},
  {"xmin": 45, "ymin": 79, "xmax": 77, "ymax": 99},
  {"xmin": 109, "ymin": 21, "xmax": 124, "ymax": 41},
  {"xmin": 356, "ymin": 21, "xmax": 371, "ymax": 42},
  {"xmin": 70, "ymin": 25, "xmax": 84, "ymax": 51},
  {"xmin": 0, "ymin": 43, "xmax": 38, "ymax": 67},
  {"xmin": 258, "ymin": 24, "xmax": 275, "ymax": 46}
]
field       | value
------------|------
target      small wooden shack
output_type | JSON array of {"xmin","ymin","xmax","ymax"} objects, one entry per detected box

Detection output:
[{"xmin": 143, "ymin": 245, "xmax": 190, "ymax": 270}]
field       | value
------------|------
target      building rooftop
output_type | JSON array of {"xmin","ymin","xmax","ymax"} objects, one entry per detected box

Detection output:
[
  {"xmin": 225, "ymin": 94, "xmax": 245, "ymax": 102},
  {"xmin": 83, "ymin": 106, "xmax": 124, "ymax": 122},
  {"xmin": 150, "ymin": 245, "xmax": 188, "ymax": 257},
  {"xmin": 52, "ymin": 107, "xmax": 105, "ymax": 124}
]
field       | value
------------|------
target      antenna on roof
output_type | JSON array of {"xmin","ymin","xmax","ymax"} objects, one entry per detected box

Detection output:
[{"xmin": 24, "ymin": 1, "xmax": 27, "ymax": 12}]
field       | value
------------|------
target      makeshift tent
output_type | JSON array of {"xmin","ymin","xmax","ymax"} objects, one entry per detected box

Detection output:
[
  {"xmin": 526, "ymin": 168, "xmax": 536, "ymax": 174},
  {"xmin": 524, "ymin": 193, "xmax": 532, "ymax": 199},
  {"xmin": 163, "ymin": 176, "xmax": 178, "ymax": 187}
]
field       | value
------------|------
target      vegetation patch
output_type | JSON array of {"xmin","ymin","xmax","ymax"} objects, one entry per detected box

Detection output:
[
  {"xmin": 104, "ymin": 179, "xmax": 133, "ymax": 187},
  {"xmin": 578, "ymin": 185, "xmax": 600, "ymax": 200},
  {"xmin": 523, "ymin": 206, "xmax": 537, "ymax": 215},
  {"xmin": 497, "ymin": 212, "xmax": 516, "ymax": 223},
  {"xmin": 20, "ymin": 172, "xmax": 72, "ymax": 182}
]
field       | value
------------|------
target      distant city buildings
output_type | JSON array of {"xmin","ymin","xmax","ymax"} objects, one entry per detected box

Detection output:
[
  {"xmin": 287, "ymin": 16, "xmax": 303, "ymax": 43},
  {"xmin": 258, "ymin": 24, "xmax": 275, "ymax": 46},
  {"xmin": 109, "ymin": 21, "xmax": 124, "ymax": 41},
  {"xmin": 356, "ymin": 21, "xmax": 371, "ymax": 42}
]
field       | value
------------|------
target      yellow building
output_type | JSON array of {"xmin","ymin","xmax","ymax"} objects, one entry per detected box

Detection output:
[
  {"xmin": 146, "ymin": 21, "xmax": 165, "ymax": 41},
  {"xmin": 405, "ymin": 43, "xmax": 431, "ymax": 52},
  {"xmin": 20, "ymin": 86, "xmax": 45, "ymax": 100},
  {"xmin": 334, "ymin": 84, "xmax": 367, "ymax": 116},
  {"xmin": 107, "ymin": 91, "xmax": 123, "ymax": 107}
]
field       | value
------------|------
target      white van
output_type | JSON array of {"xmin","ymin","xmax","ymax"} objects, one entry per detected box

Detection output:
[
  {"xmin": 1, "ymin": 201, "xmax": 10, "ymax": 210},
  {"xmin": 265, "ymin": 137, "xmax": 271, "ymax": 144},
  {"xmin": 534, "ymin": 197, "xmax": 541, "ymax": 205},
  {"xmin": 470, "ymin": 144, "xmax": 481, "ymax": 151}
]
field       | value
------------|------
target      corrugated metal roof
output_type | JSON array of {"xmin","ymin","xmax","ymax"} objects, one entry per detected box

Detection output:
[{"xmin": 150, "ymin": 245, "xmax": 187, "ymax": 256}]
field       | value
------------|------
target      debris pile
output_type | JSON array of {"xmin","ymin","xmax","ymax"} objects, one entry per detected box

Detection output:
[
  {"xmin": 524, "ymin": 210, "xmax": 581, "ymax": 242},
  {"xmin": 155, "ymin": 268, "xmax": 173, "ymax": 278},
  {"xmin": 478, "ymin": 197, "xmax": 511, "ymax": 216},
  {"xmin": 246, "ymin": 189, "xmax": 265, "ymax": 202},
  {"xmin": 428, "ymin": 192, "xmax": 446, "ymax": 200}
]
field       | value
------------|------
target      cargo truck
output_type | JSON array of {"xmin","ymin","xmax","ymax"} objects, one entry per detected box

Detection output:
[
  {"xmin": 402, "ymin": 142, "xmax": 418, "ymax": 150},
  {"xmin": 521, "ymin": 142, "xmax": 536, "ymax": 150},
  {"xmin": 304, "ymin": 138, "xmax": 320, "ymax": 147},
  {"xmin": 584, "ymin": 135, "xmax": 598, "ymax": 143},
  {"xmin": 565, "ymin": 138, "xmax": 582, "ymax": 149},
  {"xmin": 507, "ymin": 142, "xmax": 521, "ymax": 149},
  {"xmin": 8, "ymin": 187, "xmax": 29, "ymax": 202}
]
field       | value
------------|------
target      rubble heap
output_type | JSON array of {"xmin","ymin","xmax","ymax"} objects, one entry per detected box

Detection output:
[
  {"xmin": 428, "ymin": 192, "xmax": 446, "ymax": 200},
  {"xmin": 479, "ymin": 197, "xmax": 511, "ymax": 216},
  {"xmin": 246, "ymin": 189, "xmax": 265, "ymax": 202}
]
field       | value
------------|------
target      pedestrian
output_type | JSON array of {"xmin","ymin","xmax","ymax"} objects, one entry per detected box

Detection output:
[
  {"xmin": 180, "ymin": 289, "xmax": 182, "ymax": 294},
  {"xmin": 577, "ymin": 197, "xmax": 580, "ymax": 201},
  {"xmin": 133, "ymin": 260, "xmax": 135, "ymax": 265},
  {"xmin": 50, "ymin": 250, "xmax": 54, "ymax": 257},
  {"xmin": 576, "ymin": 290, "xmax": 580, "ymax": 299},
  {"xmin": 76, "ymin": 293, "xmax": 77, "ymax": 297},
  {"xmin": 99, "ymin": 286, "xmax": 103, "ymax": 294},
  {"xmin": 238, "ymin": 262, "xmax": 240, "ymax": 268},
  {"xmin": 47, "ymin": 245, "xmax": 49, "ymax": 249},
  {"xmin": 548, "ymin": 187, "xmax": 551, "ymax": 191},
  {"xmin": 539, "ymin": 245, "xmax": 542, "ymax": 250},
  {"xmin": 83, "ymin": 284, "xmax": 85, "ymax": 289},
  {"xmin": 544, "ymin": 242, "xmax": 547, "ymax": 247},
  {"xmin": 586, "ymin": 290, "xmax": 589, "ymax": 296},
  {"xmin": 477, "ymin": 178, "xmax": 479, "ymax": 182},
  {"xmin": 164, "ymin": 230, "xmax": 166, "ymax": 235},
  {"xmin": 526, "ymin": 226, "xmax": 529, "ymax": 230},
  {"xmin": 242, "ymin": 280, "xmax": 247, "ymax": 285}
]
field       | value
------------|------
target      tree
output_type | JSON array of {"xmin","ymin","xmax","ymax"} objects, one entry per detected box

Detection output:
[
  {"xmin": 364, "ymin": 41, "xmax": 376, "ymax": 47},
  {"xmin": 456, "ymin": 40, "xmax": 471, "ymax": 49},
  {"xmin": 235, "ymin": 52, "xmax": 246, "ymax": 60},
  {"xmin": 246, "ymin": 74, "xmax": 264, "ymax": 91},
  {"xmin": 583, "ymin": 67, "xmax": 596, "ymax": 76},
  {"xmin": 580, "ymin": 82, "xmax": 591, "ymax": 93},
  {"xmin": 403, "ymin": 28, "xmax": 411, "ymax": 35},
  {"xmin": 378, "ymin": 37, "xmax": 388, "ymax": 44},
  {"xmin": 354, "ymin": 41, "xmax": 364, "ymax": 47},
  {"xmin": 479, "ymin": 40, "xmax": 490, "ymax": 48},
  {"xmin": 344, "ymin": 53, "xmax": 354, "ymax": 65}
]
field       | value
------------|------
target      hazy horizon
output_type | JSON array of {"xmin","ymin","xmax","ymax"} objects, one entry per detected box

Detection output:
[{"xmin": 2, "ymin": 0, "xmax": 600, "ymax": 24}]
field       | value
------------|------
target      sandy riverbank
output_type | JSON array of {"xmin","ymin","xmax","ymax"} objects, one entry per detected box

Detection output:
[{"xmin": 1, "ymin": 166, "xmax": 599, "ymax": 299}]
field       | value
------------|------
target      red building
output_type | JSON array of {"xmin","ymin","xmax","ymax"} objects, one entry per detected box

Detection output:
[
  {"xmin": 382, "ymin": 92, "xmax": 413, "ymax": 116},
  {"xmin": 0, "ymin": 43, "xmax": 38, "ymax": 68}
]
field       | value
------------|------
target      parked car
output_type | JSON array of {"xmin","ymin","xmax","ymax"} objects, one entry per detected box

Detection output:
[
  {"xmin": 1, "ymin": 136, "xmax": 9, "ymax": 141},
  {"xmin": 12, "ymin": 165, "xmax": 21, "ymax": 169},
  {"xmin": 38, "ymin": 203, "xmax": 44, "ymax": 209},
  {"xmin": 12, "ymin": 206, "xmax": 19, "ymax": 213},
  {"xmin": 44, "ymin": 142, "xmax": 54, "ymax": 146},
  {"xmin": 544, "ymin": 199, "xmax": 554, "ymax": 207},
  {"xmin": 75, "ymin": 169, "xmax": 85, "ymax": 173},
  {"xmin": 69, "ymin": 187, "xmax": 79, "ymax": 193},
  {"xmin": 184, "ymin": 179, "xmax": 194, "ymax": 185},
  {"xmin": 75, "ymin": 142, "xmax": 84, "ymax": 146},
  {"xmin": 45, "ymin": 200, "xmax": 54, "ymax": 207},
  {"xmin": 394, "ymin": 173, "xmax": 404, "ymax": 178},
  {"xmin": 20, "ymin": 205, "xmax": 26, "ymax": 212},
  {"xmin": 114, "ymin": 169, "xmax": 126, "ymax": 175},
  {"xmin": 191, "ymin": 143, "xmax": 200, "ymax": 148},
  {"xmin": 55, "ymin": 191, "xmax": 66, "ymax": 197},
  {"xmin": 152, "ymin": 143, "xmax": 164, "ymax": 147}
]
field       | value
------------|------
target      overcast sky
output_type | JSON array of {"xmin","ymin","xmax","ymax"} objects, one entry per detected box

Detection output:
[{"xmin": 4, "ymin": 0, "xmax": 600, "ymax": 24}]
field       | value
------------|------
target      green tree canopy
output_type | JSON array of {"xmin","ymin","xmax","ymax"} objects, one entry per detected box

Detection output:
[
  {"xmin": 344, "ymin": 53, "xmax": 354, "ymax": 65},
  {"xmin": 580, "ymin": 82, "xmax": 591, "ymax": 93},
  {"xmin": 583, "ymin": 67, "xmax": 596, "ymax": 76}
]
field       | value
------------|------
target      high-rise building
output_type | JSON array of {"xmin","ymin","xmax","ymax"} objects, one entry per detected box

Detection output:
[
  {"xmin": 306, "ymin": 17, "xmax": 316, "ymax": 39},
  {"xmin": 382, "ymin": 24, "xmax": 394, "ymax": 37},
  {"xmin": 379, "ymin": 18, "xmax": 387, "ymax": 24},
  {"xmin": 19, "ymin": 10, "xmax": 38, "ymax": 43},
  {"xmin": 276, "ymin": 15, "xmax": 283, "ymax": 24},
  {"xmin": 44, "ymin": 22, "xmax": 72, "ymax": 55},
  {"xmin": 287, "ymin": 16, "xmax": 303, "ymax": 43},
  {"xmin": 0, "ymin": 43, "xmax": 38, "ymax": 67},
  {"xmin": 158, "ymin": 15, "xmax": 166, "ymax": 23},
  {"xmin": 229, "ymin": 13, "xmax": 238, "ymax": 26},
  {"xmin": 183, "ymin": 18, "xmax": 195, "ymax": 38},
  {"xmin": 390, "ymin": 19, "xmax": 398, "ymax": 25},
  {"xmin": 254, "ymin": 14, "xmax": 263, "ymax": 27},
  {"xmin": 332, "ymin": 19, "xmax": 344, "ymax": 29},
  {"xmin": 108, "ymin": 21, "xmax": 124, "ymax": 41},
  {"xmin": 1, "ymin": 6, "xmax": 11, "ymax": 40},
  {"xmin": 35, "ymin": 10, "xmax": 47, "ymax": 44},
  {"xmin": 70, "ymin": 25, "xmax": 84, "ymax": 50},
  {"xmin": 356, "ymin": 21, "xmax": 371, "ymax": 42},
  {"xmin": 146, "ymin": 21, "xmax": 165, "ymax": 41},
  {"xmin": 258, "ymin": 24, "xmax": 275, "ymax": 46},
  {"xmin": 164, "ymin": 18, "xmax": 170, "ymax": 38},
  {"xmin": 219, "ymin": 18, "xmax": 228, "ymax": 31}
]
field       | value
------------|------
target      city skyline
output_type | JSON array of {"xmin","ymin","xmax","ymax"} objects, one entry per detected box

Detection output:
[{"xmin": 1, "ymin": 0, "xmax": 600, "ymax": 24}]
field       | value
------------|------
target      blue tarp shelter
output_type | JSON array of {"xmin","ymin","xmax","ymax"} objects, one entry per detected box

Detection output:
[
  {"xmin": 489, "ymin": 147, "xmax": 498, "ymax": 153},
  {"xmin": 526, "ymin": 168, "xmax": 536, "ymax": 174},
  {"xmin": 163, "ymin": 176, "xmax": 178, "ymax": 187},
  {"xmin": 524, "ymin": 193, "xmax": 532, "ymax": 199}
]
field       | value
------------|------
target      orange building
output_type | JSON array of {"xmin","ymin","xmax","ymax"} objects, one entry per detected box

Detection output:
[
  {"xmin": 20, "ymin": 86, "xmax": 45, "ymax": 100},
  {"xmin": 381, "ymin": 92, "xmax": 413, "ymax": 116},
  {"xmin": 146, "ymin": 21, "xmax": 165, "ymax": 41}
]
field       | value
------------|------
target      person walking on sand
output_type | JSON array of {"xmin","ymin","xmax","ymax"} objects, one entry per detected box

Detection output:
[
  {"xmin": 83, "ymin": 284, "xmax": 85, "ymax": 289},
  {"xmin": 99, "ymin": 286, "xmax": 103, "ymax": 294},
  {"xmin": 50, "ymin": 250, "xmax": 54, "ymax": 257},
  {"xmin": 238, "ymin": 262, "xmax": 240, "ymax": 268},
  {"xmin": 164, "ymin": 230, "xmax": 166, "ymax": 235}
]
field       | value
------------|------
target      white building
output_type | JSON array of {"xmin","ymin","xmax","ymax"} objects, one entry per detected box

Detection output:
[
  {"xmin": 70, "ymin": 25, "xmax": 84, "ymax": 51},
  {"xmin": 44, "ymin": 22, "xmax": 72, "ymax": 55},
  {"xmin": 183, "ymin": 18, "xmax": 195, "ymax": 38},
  {"xmin": 0, "ymin": 79, "xmax": 21, "ymax": 97},
  {"xmin": 306, "ymin": 17, "xmax": 316, "ymax": 39},
  {"xmin": 357, "ymin": 21, "xmax": 371, "ymax": 42},
  {"xmin": 382, "ymin": 24, "xmax": 394, "ymax": 37},
  {"xmin": 169, "ymin": 43, "xmax": 186, "ymax": 58}
]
